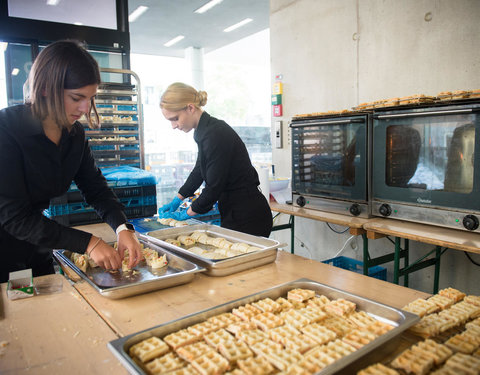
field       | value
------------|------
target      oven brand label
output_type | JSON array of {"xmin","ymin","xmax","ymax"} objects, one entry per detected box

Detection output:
[{"xmin": 417, "ymin": 197, "xmax": 432, "ymax": 204}]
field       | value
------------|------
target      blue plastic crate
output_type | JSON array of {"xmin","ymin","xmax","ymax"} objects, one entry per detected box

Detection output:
[
  {"xmin": 322, "ymin": 256, "xmax": 387, "ymax": 281},
  {"xmin": 46, "ymin": 195, "xmax": 157, "ymax": 216},
  {"xmin": 100, "ymin": 166, "xmax": 157, "ymax": 186}
]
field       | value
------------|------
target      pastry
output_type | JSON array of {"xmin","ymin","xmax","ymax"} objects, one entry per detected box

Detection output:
[
  {"xmin": 411, "ymin": 339, "xmax": 453, "ymax": 365},
  {"xmin": 390, "ymin": 348, "xmax": 434, "ymax": 375},
  {"xmin": 218, "ymin": 339, "xmax": 253, "ymax": 364},
  {"xmin": 237, "ymin": 354, "xmax": 275, "ymax": 375},
  {"xmin": 251, "ymin": 312, "xmax": 284, "ymax": 331},
  {"xmin": 128, "ymin": 336, "xmax": 169, "ymax": 363},
  {"xmin": 324, "ymin": 298, "xmax": 356, "ymax": 317},
  {"xmin": 300, "ymin": 323, "xmax": 337, "ymax": 345},
  {"xmin": 438, "ymin": 287, "xmax": 466, "ymax": 302},
  {"xmin": 402, "ymin": 298, "xmax": 439, "ymax": 317},
  {"xmin": 164, "ymin": 329, "xmax": 200, "ymax": 350},
  {"xmin": 177, "ymin": 235, "xmax": 195, "ymax": 247},
  {"xmin": 203, "ymin": 328, "xmax": 234, "ymax": 350},
  {"xmin": 145, "ymin": 352, "xmax": 187, "ymax": 374},
  {"xmin": 176, "ymin": 341, "xmax": 214, "ymax": 362},
  {"xmin": 358, "ymin": 363, "xmax": 400, "ymax": 375},
  {"xmin": 444, "ymin": 352, "xmax": 480, "ymax": 375},
  {"xmin": 190, "ymin": 350, "xmax": 230, "ymax": 375},
  {"xmin": 287, "ymin": 288, "xmax": 316, "ymax": 302}
]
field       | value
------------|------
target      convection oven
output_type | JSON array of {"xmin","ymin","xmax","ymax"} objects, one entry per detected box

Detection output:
[
  {"xmin": 372, "ymin": 101, "xmax": 480, "ymax": 232},
  {"xmin": 291, "ymin": 114, "xmax": 371, "ymax": 217}
]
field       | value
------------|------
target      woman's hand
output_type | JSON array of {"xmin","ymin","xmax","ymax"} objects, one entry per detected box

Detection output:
[
  {"xmin": 117, "ymin": 231, "xmax": 143, "ymax": 269},
  {"xmin": 86, "ymin": 236, "xmax": 122, "ymax": 270}
]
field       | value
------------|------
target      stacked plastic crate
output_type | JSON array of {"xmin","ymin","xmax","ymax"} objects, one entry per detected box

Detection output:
[
  {"xmin": 44, "ymin": 69, "xmax": 157, "ymax": 226},
  {"xmin": 44, "ymin": 167, "xmax": 157, "ymax": 226}
]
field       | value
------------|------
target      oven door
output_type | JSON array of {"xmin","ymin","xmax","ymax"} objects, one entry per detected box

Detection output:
[
  {"xmin": 372, "ymin": 103, "xmax": 480, "ymax": 231},
  {"xmin": 291, "ymin": 115, "xmax": 370, "ymax": 217}
]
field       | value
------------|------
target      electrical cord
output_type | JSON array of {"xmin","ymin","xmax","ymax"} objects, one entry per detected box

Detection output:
[
  {"xmin": 464, "ymin": 251, "xmax": 480, "ymax": 267},
  {"xmin": 294, "ymin": 235, "xmax": 313, "ymax": 260},
  {"xmin": 326, "ymin": 222, "xmax": 349, "ymax": 234},
  {"xmin": 272, "ymin": 212, "xmax": 281, "ymax": 226},
  {"xmin": 330, "ymin": 235, "xmax": 356, "ymax": 259}
]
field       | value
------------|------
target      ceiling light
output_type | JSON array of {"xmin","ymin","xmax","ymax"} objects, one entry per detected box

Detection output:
[
  {"xmin": 223, "ymin": 18, "xmax": 252, "ymax": 32},
  {"xmin": 129, "ymin": 5, "xmax": 149, "ymax": 23},
  {"xmin": 164, "ymin": 35, "xmax": 185, "ymax": 47},
  {"xmin": 0, "ymin": 42, "xmax": 7, "ymax": 52},
  {"xmin": 74, "ymin": 22, "xmax": 83, "ymax": 26},
  {"xmin": 11, "ymin": 68, "xmax": 20, "ymax": 76},
  {"xmin": 46, "ymin": 0, "xmax": 60, "ymax": 5},
  {"xmin": 194, "ymin": 0, "xmax": 223, "ymax": 14}
]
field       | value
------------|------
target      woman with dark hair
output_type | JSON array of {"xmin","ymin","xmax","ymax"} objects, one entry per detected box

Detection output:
[
  {"xmin": 0, "ymin": 40, "xmax": 142, "ymax": 282},
  {"xmin": 158, "ymin": 82, "xmax": 273, "ymax": 237}
]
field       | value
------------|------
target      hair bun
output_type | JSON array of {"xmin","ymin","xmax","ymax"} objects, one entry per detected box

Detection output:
[{"xmin": 197, "ymin": 90, "xmax": 208, "ymax": 107}]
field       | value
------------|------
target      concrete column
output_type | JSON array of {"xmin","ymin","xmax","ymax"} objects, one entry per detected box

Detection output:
[{"xmin": 185, "ymin": 46, "xmax": 204, "ymax": 90}]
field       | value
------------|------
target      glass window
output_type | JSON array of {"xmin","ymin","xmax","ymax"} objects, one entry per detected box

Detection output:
[
  {"xmin": 131, "ymin": 30, "xmax": 272, "ymax": 209},
  {"xmin": 3, "ymin": 42, "xmax": 32, "ymax": 106},
  {"xmin": 0, "ymin": 42, "xmax": 8, "ymax": 109},
  {"xmin": 385, "ymin": 116, "xmax": 476, "ymax": 193}
]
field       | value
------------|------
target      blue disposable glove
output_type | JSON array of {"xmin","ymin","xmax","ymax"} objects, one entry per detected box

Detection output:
[
  {"xmin": 159, "ymin": 210, "xmax": 193, "ymax": 221},
  {"xmin": 158, "ymin": 196, "xmax": 183, "ymax": 214}
]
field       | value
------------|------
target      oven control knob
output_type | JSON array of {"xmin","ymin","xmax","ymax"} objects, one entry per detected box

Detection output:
[
  {"xmin": 379, "ymin": 204, "xmax": 392, "ymax": 217},
  {"xmin": 296, "ymin": 196, "xmax": 306, "ymax": 207},
  {"xmin": 349, "ymin": 204, "xmax": 361, "ymax": 216},
  {"xmin": 463, "ymin": 215, "xmax": 479, "ymax": 231}
]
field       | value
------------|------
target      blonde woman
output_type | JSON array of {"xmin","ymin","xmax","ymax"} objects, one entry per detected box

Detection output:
[
  {"xmin": 159, "ymin": 82, "xmax": 273, "ymax": 237},
  {"xmin": 0, "ymin": 40, "xmax": 142, "ymax": 282}
]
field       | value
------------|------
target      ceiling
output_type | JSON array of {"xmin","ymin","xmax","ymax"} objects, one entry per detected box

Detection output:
[{"xmin": 127, "ymin": 0, "xmax": 270, "ymax": 57}]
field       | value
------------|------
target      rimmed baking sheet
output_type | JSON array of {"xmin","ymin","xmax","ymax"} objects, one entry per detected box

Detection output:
[
  {"xmin": 108, "ymin": 278, "xmax": 419, "ymax": 374},
  {"xmin": 53, "ymin": 238, "xmax": 204, "ymax": 299},
  {"xmin": 140, "ymin": 224, "xmax": 281, "ymax": 276}
]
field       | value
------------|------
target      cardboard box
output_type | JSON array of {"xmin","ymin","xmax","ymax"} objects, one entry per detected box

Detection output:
[{"xmin": 7, "ymin": 269, "xmax": 34, "ymax": 300}]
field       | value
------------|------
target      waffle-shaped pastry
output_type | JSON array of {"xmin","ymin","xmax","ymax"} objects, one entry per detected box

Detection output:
[{"xmin": 128, "ymin": 336, "xmax": 169, "ymax": 363}]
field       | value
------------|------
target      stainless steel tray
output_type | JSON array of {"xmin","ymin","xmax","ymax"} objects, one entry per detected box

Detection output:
[
  {"xmin": 108, "ymin": 278, "xmax": 419, "ymax": 375},
  {"xmin": 140, "ymin": 224, "xmax": 280, "ymax": 276},
  {"xmin": 53, "ymin": 238, "xmax": 205, "ymax": 299}
]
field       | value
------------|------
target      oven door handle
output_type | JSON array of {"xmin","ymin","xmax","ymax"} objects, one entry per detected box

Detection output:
[
  {"xmin": 374, "ymin": 108, "xmax": 475, "ymax": 119},
  {"xmin": 290, "ymin": 118, "xmax": 365, "ymax": 127}
]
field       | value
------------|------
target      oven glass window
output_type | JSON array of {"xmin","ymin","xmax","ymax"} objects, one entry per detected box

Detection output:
[
  {"xmin": 385, "ymin": 117, "xmax": 475, "ymax": 194},
  {"xmin": 292, "ymin": 119, "xmax": 366, "ymax": 199}
]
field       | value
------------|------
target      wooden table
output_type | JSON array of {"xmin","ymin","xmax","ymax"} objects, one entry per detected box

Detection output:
[
  {"xmin": 0, "ymin": 248, "xmax": 429, "ymax": 373},
  {"xmin": 71, "ymin": 250, "xmax": 429, "ymax": 337},
  {"xmin": 0, "ymin": 274, "xmax": 127, "ymax": 375},
  {"xmin": 364, "ymin": 218, "xmax": 480, "ymax": 254},
  {"xmin": 363, "ymin": 218, "xmax": 480, "ymax": 293}
]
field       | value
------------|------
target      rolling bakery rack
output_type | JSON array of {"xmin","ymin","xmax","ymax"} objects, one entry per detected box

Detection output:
[{"xmin": 88, "ymin": 68, "xmax": 144, "ymax": 169}]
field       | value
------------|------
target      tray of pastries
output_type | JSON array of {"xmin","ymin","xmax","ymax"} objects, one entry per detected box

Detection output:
[
  {"xmin": 108, "ymin": 278, "xmax": 419, "ymax": 375},
  {"xmin": 139, "ymin": 224, "xmax": 281, "ymax": 276},
  {"xmin": 353, "ymin": 287, "xmax": 480, "ymax": 375},
  {"xmin": 53, "ymin": 237, "xmax": 204, "ymax": 299}
]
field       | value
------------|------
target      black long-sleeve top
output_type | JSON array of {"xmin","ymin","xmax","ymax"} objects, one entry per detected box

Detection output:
[
  {"xmin": 0, "ymin": 104, "xmax": 127, "ymax": 254},
  {"xmin": 178, "ymin": 112, "xmax": 260, "ymax": 214}
]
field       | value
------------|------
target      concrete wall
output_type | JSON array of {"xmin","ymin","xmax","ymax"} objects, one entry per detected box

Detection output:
[{"xmin": 269, "ymin": 0, "xmax": 480, "ymax": 295}]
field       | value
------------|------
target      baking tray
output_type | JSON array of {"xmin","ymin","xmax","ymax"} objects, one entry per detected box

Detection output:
[
  {"xmin": 139, "ymin": 224, "xmax": 281, "ymax": 276},
  {"xmin": 53, "ymin": 238, "xmax": 205, "ymax": 299},
  {"xmin": 108, "ymin": 278, "xmax": 420, "ymax": 375}
]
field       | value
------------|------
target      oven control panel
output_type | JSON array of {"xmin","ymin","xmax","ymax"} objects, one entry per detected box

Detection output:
[
  {"xmin": 371, "ymin": 201, "xmax": 480, "ymax": 232},
  {"xmin": 293, "ymin": 194, "xmax": 371, "ymax": 218}
]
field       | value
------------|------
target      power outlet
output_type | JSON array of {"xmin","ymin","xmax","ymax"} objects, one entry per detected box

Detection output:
[{"xmin": 275, "ymin": 120, "xmax": 282, "ymax": 148}]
